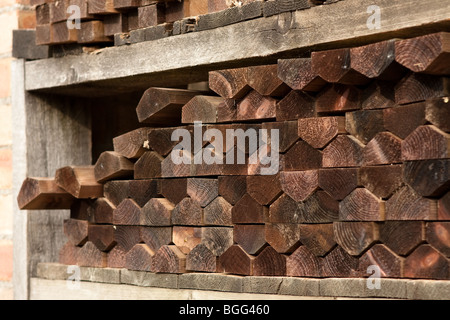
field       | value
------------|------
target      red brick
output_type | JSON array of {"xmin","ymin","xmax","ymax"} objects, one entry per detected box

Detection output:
[
  {"xmin": 0, "ymin": 240, "xmax": 13, "ymax": 281},
  {"xmin": 0, "ymin": 148, "xmax": 12, "ymax": 189}
]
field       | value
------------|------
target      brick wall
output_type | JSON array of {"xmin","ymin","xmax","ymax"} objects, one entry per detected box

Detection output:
[{"xmin": 0, "ymin": 0, "xmax": 35, "ymax": 300}]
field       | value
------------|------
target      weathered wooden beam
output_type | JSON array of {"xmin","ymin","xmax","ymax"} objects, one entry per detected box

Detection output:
[{"xmin": 26, "ymin": 0, "xmax": 450, "ymax": 95}]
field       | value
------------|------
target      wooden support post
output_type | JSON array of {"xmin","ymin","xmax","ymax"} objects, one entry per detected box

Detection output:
[
  {"xmin": 359, "ymin": 165, "xmax": 403, "ymax": 199},
  {"xmin": 402, "ymin": 125, "xmax": 450, "ymax": 161},
  {"xmin": 333, "ymin": 222, "xmax": 379, "ymax": 256},
  {"xmin": 88, "ymin": 224, "xmax": 116, "ymax": 252},
  {"xmin": 279, "ymin": 170, "xmax": 319, "ymax": 202},
  {"xmin": 297, "ymin": 116, "xmax": 345, "ymax": 149},
  {"xmin": 55, "ymin": 166, "xmax": 103, "ymax": 199},
  {"xmin": 386, "ymin": 185, "xmax": 437, "ymax": 221},
  {"xmin": 253, "ymin": 246, "xmax": 286, "ymax": 276},
  {"xmin": 246, "ymin": 64, "xmax": 290, "ymax": 97},
  {"xmin": 113, "ymin": 199, "xmax": 142, "ymax": 225},
  {"xmin": 219, "ymin": 245, "xmax": 254, "ymax": 276},
  {"xmin": 277, "ymin": 58, "xmax": 326, "ymax": 92},
  {"xmin": 318, "ymin": 168, "xmax": 359, "ymax": 201},
  {"xmin": 322, "ymin": 135, "xmax": 364, "ymax": 168},
  {"xmin": 134, "ymin": 151, "xmax": 164, "ymax": 179},
  {"xmin": 136, "ymin": 88, "xmax": 200, "ymax": 124},
  {"xmin": 395, "ymin": 74, "xmax": 450, "ymax": 105},
  {"xmin": 339, "ymin": 188, "xmax": 385, "ymax": 221},
  {"xmin": 63, "ymin": 219, "xmax": 89, "ymax": 246},
  {"xmin": 395, "ymin": 32, "xmax": 450, "ymax": 76},
  {"xmin": 94, "ymin": 151, "xmax": 134, "ymax": 183},
  {"xmin": 403, "ymin": 244, "xmax": 449, "ymax": 279},
  {"xmin": 209, "ymin": 67, "xmax": 250, "ymax": 99},
  {"xmin": 275, "ymin": 90, "xmax": 315, "ymax": 121},
  {"xmin": 363, "ymin": 132, "xmax": 402, "ymax": 166},
  {"xmin": 113, "ymin": 127, "xmax": 153, "ymax": 159},
  {"xmin": 379, "ymin": 221, "xmax": 424, "ymax": 256},
  {"xmin": 151, "ymin": 245, "xmax": 186, "ymax": 274},
  {"xmin": 17, "ymin": 177, "xmax": 75, "ymax": 210},
  {"xmin": 298, "ymin": 224, "xmax": 336, "ymax": 257},
  {"xmin": 403, "ymin": 159, "xmax": 450, "ymax": 197},
  {"xmin": 125, "ymin": 243, "xmax": 155, "ymax": 272}
]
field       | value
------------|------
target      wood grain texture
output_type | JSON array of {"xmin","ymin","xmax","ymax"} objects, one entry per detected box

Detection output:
[
  {"xmin": 277, "ymin": 58, "xmax": 326, "ymax": 92},
  {"xmin": 401, "ymin": 125, "xmax": 450, "ymax": 161},
  {"xmin": 298, "ymin": 224, "xmax": 336, "ymax": 257},
  {"xmin": 55, "ymin": 166, "xmax": 103, "ymax": 199},
  {"xmin": 298, "ymin": 116, "xmax": 345, "ymax": 149},
  {"xmin": 94, "ymin": 151, "xmax": 134, "ymax": 183},
  {"xmin": 275, "ymin": 90, "xmax": 315, "ymax": 121},
  {"xmin": 339, "ymin": 188, "xmax": 385, "ymax": 221},
  {"xmin": 403, "ymin": 244, "xmax": 449, "ymax": 279},
  {"xmin": 279, "ymin": 170, "xmax": 319, "ymax": 202}
]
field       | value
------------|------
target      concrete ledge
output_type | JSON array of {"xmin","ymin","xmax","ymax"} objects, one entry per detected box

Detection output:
[{"xmin": 35, "ymin": 263, "xmax": 450, "ymax": 300}]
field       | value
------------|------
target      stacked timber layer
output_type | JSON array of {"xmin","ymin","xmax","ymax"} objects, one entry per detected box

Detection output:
[
  {"xmin": 19, "ymin": 32, "xmax": 450, "ymax": 280},
  {"xmin": 31, "ymin": 0, "xmax": 336, "ymax": 48}
]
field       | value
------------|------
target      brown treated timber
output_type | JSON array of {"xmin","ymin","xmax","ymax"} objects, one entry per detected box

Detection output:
[
  {"xmin": 218, "ymin": 175, "xmax": 247, "ymax": 205},
  {"xmin": 113, "ymin": 225, "xmax": 141, "ymax": 252},
  {"xmin": 322, "ymin": 135, "xmax": 364, "ymax": 168},
  {"xmin": 345, "ymin": 109, "xmax": 385, "ymax": 145},
  {"xmin": 209, "ymin": 67, "xmax": 250, "ymax": 99},
  {"xmin": 201, "ymin": 226, "xmax": 234, "ymax": 257},
  {"xmin": 298, "ymin": 223, "xmax": 336, "ymax": 257},
  {"xmin": 63, "ymin": 218, "xmax": 89, "ymax": 246},
  {"xmin": 311, "ymin": 48, "xmax": 370, "ymax": 85},
  {"xmin": 88, "ymin": 0, "xmax": 119, "ymax": 14},
  {"xmin": 401, "ymin": 125, "xmax": 450, "ymax": 161},
  {"xmin": 333, "ymin": 221, "xmax": 379, "ymax": 256},
  {"xmin": 383, "ymin": 102, "xmax": 426, "ymax": 139},
  {"xmin": 385, "ymin": 185, "xmax": 437, "ymax": 221},
  {"xmin": 361, "ymin": 80, "xmax": 397, "ymax": 110},
  {"xmin": 339, "ymin": 188, "xmax": 385, "ymax": 221},
  {"xmin": 395, "ymin": 74, "xmax": 450, "ymax": 105},
  {"xmin": 246, "ymin": 174, "xmax": 282, "ymax": 206},
  {"xmin": 77, "ymin": 241, "xmax": 108, "ymax": 268},
  {"xmin": 141, "ymin": 198, "xmax": 173, "ymax": 226},
  {"xmin": 301, "ymin": 190, "xmax": 339, "ymax": 223},
  {"xmin": 125, "ymin": 243, "xmax": 155, "ymax": 272},
  {"xmin": 138, "ymin": 3, "xmax": 166, "ymax": 28},
  {"xmin": 318, "ymin": 168, "xmax": 359, "ymax": 201},
  {"xmin": 315, "ymin": 84, "xmax": 362, "ymax": 114},
  {"xmin": 237, "ymin": 90, "xmax": 277, "ymax": 121},
  {"xmin": 113, "ymin": 198, "xmax": 142, "ymax": 225},
  {"xmin": 286, "ymin": 245, "xmax": 322, "ymax": 277},
  {"xmin": 403, "ymin": 244, "xmax": 449, "ymax": 280},
  {"xmin": 219, "ymin": 245, "xmax": 254, "ymax": 276},
  {"xmin": 439, "ymin": 192, "xmax": 450, "ymax": 220},
  {"xmin": 282, "ymin": 140, "xmax": 322, "ymax": 171},
  {"xmin": 232, "ymin": 193, "xmax": 268, "ymax": 224},
  {"xmin": 358, "ymin": 164, "xmax": 404, "ymax": 199},
  {"xmin": 379, "ymin": 221, "xmax": 424, "ymax": 256},
  {"xmin": 363, "ymin": 132, "xmax": 403, "ymax": 166},
  {"xmin": 186, "ymin": 178, "xmax": 219, "ymax": 208},
  {"xmin": 203, "ymin": 197, "xmax": 233, "ymax": 226},
  {"xmin": 103, "ymin": 180, "xmax": 130, "ymax": 207},
  {"xmin": 94, "ymin": 151, "xmax": 134, "ymax": 183},
  {"xmin": 357, "ymin": 244, "xmax": 403, "ymax": 278},
  {"xmin": 171, "ymin": 197, "xmax": 203, "ymax": 226},
  {"xmin": 268, "ymin": 193, "xmax": 302, "ymax": 224},
  {"xmin": 151, "ymin": 245, "xmax": 186, "ymax": 274},
  {"xmin": 186, "ymin": 243, "xmax": 218, "ymax": 272},
  {"xmin": 134, "ymin": 151, "xmax": 164, "ymax": 179},
  {"xmin": 395, "ymin": 32, "xmax": 450, "ymax": 76},
  {"xmin": 298, "ymin": 116, "xmax": 346, "ymax": 149},
  {"xmin": 403, "ymin": 159, "xmax": 450, "ymax": 197},
  {"xmin": 17, "ymin": 177, "xmax": 75, "ymax": 210},
  {"xmin": 275, "ymin": 90, "xmax": 315, "ymax": 121},
  {"xmin": 160, "ymin": 178, "xmax": 188, "ymax": 204},
  {"xmin": 426, "ymin": 222, "xmax": 450, "ymax": 258},
  {"xmin": 264, "ymin": 223, "xmax": 301, "ymax": 254},
  {"xmin": 88, "ymin": 224, "xmax": 116, "ymax": 252},
  {"xmin": 233, "ymin": 224, "xmax": 267, "ymax": 255},
  {"xmin": 277, "ymin": 58, "xmax": 326, "ymax": 92},
  {"xmin": 253, "ymin": 246, "xmax": 286, "ymax": 276},
  {"xmin": 77, "ymin": 21, "xmax": 112, "ymax": 44},
  {"xmin": 246, "ymin": 64, "xmax": 290, "ymax": 97},
  {"xmin": 88, "ymin": 198, "xmax": 116, "ymax": 224},
  {"xmin": 172, "ymin": 226, "xmax": 202, "ymax": 254},
  {"xmin": 279, "ymin": 170, "xmax": 319, "ymax": 202},
  {"xmin": 425, "ymin": 98, "xmax": 450, "ymax": 133},
  {"xmin": 113, "ymin": 127, "xmax": 153, "ymax": 159},
  {"xmin": 136, "ymin": 88, "xmax": 200, "ymax": 125},
  {"xmin": 349, "ymin": 39, "xmax": 406, "ymax": 82},
  {"xmin": 321, "ymin": 245, "xmax": 359, "ymax": 278},
  {"xmin": 140, "ymin": 226, "xmax": 172, "ymax": 252},
  {"xmin": 182, "ymin": 95, "xmax": 225, "ymax": 124},
  {"xmin": 55, "ymin": 166, "xmax": 103, "ymax": 199}
]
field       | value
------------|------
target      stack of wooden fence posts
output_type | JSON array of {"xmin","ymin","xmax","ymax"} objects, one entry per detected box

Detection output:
[{"xmin": 18, "ymin": 31, "xmax": 450, "ymax": 280}]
